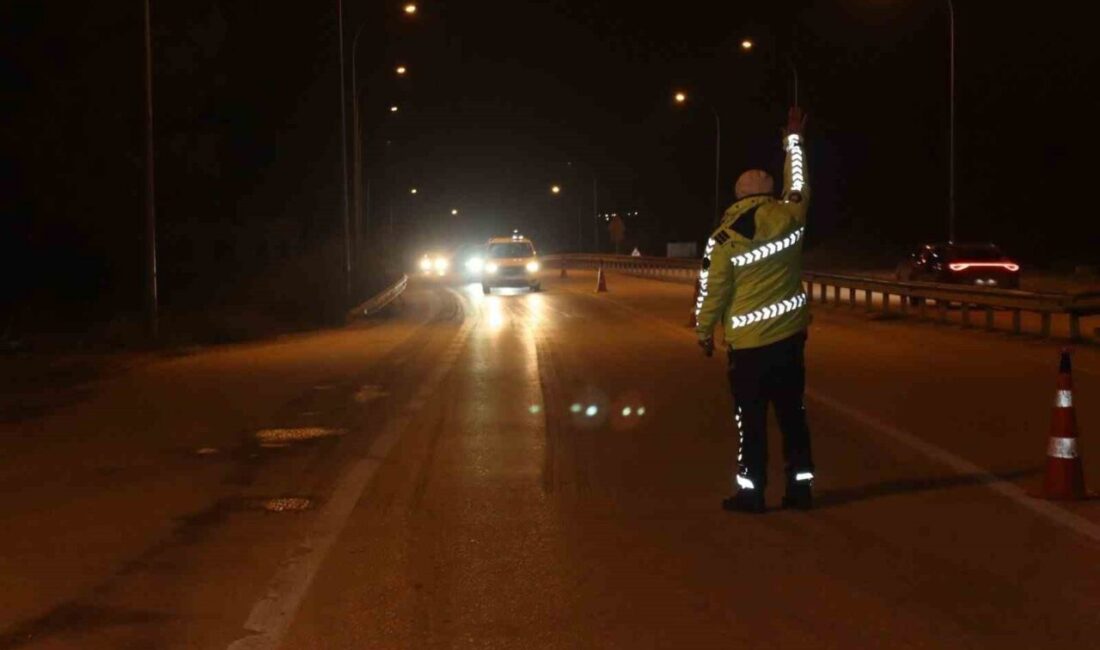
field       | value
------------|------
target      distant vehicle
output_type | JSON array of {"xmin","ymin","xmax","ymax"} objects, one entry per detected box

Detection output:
[
  {"xmin": 481, "ymin": 234, "xmax": 541, "ymax": 294},
  {"xmin": 896, "ymin": 242, "xmax": 1021, "ymax": 289},
  {"xmin": 418, "ymin": 251, "xmax": 450, "ymax": 276}
]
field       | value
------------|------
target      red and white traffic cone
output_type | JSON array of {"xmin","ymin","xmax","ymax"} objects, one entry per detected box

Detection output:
[
  {"xmin": 595, "ymin": 262, "xmax": 608, "ymax": 293},
  {"xmin": 1043, "ymin": 349, "xmax": 1087, "ymax": 500},
  {"xmin": 687, "ymin": 277, "xmax": 701, "ymax": 328}
]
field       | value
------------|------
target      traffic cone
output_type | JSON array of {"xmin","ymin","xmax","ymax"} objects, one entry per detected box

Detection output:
[
  {"xmin": 687, "ymin": 277, "xmax": 701, "ymax": 327},
  {"xmin": 1042, "ymin": 349, "xmax": 1087, "ymax": 500},
  {"xmin": 595, "ymin": 262, "xmax": 608, "ymax": 293}
]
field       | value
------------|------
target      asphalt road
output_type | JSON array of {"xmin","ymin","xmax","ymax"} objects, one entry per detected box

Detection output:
[{"xmin": 1, "ymin": 270, "xmax": 1098, "ymax": 649}]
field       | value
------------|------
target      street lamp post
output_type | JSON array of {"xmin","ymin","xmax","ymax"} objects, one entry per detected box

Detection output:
[
  {"xmin": 674, "ymin": 92, "xmax": 722, "ymax": 224},
  {"xmin": 336, "ymin": 0, "xmax": 352, "ymax": 304},
  {"xmin": 142, "ymin": 0, "xmax": 158, "ymax": 340},
  {"xmin": 947, "ymin": 0, "xmax": 956, "ymax": 242}
]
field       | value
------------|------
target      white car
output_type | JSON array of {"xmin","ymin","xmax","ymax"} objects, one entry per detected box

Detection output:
[{"xmin": 481, "ymin": 235, "xmax": 541, "ymax": 294}]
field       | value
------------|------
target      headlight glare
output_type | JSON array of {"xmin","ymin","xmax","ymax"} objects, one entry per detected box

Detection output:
[
  {"xmin": 419, "ymin": 257, "xmax": 432, "ymax": 271},
  {"xmin": 485, "ymin": 262, "xmax": 499, "ymax": 274},
  {"xmin": 526, "ymin": 261, "xmax": 540, "ymax": 273}
]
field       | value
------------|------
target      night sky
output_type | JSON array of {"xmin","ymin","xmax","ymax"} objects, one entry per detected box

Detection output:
[{"xmin": 3, "ymin": 1, "xmax": 1097, "ymax": 310}]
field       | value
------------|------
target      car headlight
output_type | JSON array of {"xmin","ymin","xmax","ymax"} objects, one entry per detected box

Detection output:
[
  {"xmin": 465, "ymin": 257, "xmax": 484, "ymax": 273},
  {"xmin": 433, "ymin": 257, "xmax": 448, "ymax": 272},
  {"xmin": 526, "ymin": 261, "xmax": 540, "ymax": 273},
  {"xmin": 485, "ymin": 262, "xmax": 499, "ymax": 274},
  {"xmin": 419, "ymin": 257, "xmax": 432, "ymax": 272}
]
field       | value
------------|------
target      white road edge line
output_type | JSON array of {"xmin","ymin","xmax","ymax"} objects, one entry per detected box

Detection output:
[
  {"xmin": 806, "ymin": 390, "xmax": 1100, "ymax": 546},
  {"xmin": 564, "ymin": 279, "xmax": 1100, "ymax": 547},
  {"xmin": 226, "ymin": 289, "xmax": 476, "ymax": 650}
]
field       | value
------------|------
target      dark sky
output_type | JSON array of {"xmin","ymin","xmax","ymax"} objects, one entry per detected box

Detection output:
[{"xmin": 3, "ymin": 1, "xmax": 1097, "ymax": 306}]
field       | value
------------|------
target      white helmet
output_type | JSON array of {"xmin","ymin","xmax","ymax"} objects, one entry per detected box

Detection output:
[{"xmin": 734, "ymin": 170, "xmax": 775, "ymax": 199}]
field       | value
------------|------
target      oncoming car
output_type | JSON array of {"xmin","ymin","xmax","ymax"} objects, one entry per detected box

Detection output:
[
  {"xmin": 481, "ymin": 235, "xmax": 541, "ymax": 294},
  {"xmin": 418, "ymin": 252, "xmax": 450, "ymax": 276}
]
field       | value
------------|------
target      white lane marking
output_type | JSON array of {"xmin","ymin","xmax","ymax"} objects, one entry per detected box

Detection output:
[
  {"xmin": 807, "ymin": 390, "xmax": 1100, "ymax": 546},
  {"xmin": 567, "ymin": 281, "xmax": 1100, "ymax": 546},
  {"xmin": 227, "ymin": 289, "xmax": 476, "ymax": 650}
]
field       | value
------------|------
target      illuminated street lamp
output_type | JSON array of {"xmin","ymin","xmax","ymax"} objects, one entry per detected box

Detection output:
[
  {"xmin": 396, "ymin": 65, "xmax": 408, "ymax": 76},
  {"xmin": 410, "ymin": 188, "xmax": 418, "ymax": 195},
  {"xmin": 404, "ymin": 3, "xmax": 417, "ymax": 15},
  {"xmin": 739, "ymin": 35, "xmax": 800, "ymax": 107},
  {"xmin": 390, "ymin": 105, "xmax": 399, "ymax": 113},
  {"xmin": 551, "ymin": 185, "xmax": 561, "ymax": 194},
  {"xmin": 673, "ymin": 90, "xmax": 722, "ymax": 224},
  {"xmin": 451, "ymin": 209, "xmax": 459, "ymax": 215}
]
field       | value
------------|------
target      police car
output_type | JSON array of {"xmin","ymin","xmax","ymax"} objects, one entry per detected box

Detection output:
[{"xmin": 481, "ymin": 233, "xmax": 541, "ymax": 294}]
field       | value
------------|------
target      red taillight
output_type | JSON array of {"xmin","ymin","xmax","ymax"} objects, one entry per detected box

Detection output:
[{"xmin": 948, "ymin": 261, "xmax": 1019, "ymax": 272}]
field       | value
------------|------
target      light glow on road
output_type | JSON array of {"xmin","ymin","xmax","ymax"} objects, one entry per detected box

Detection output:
[{"xmin": 487, "ymin": 298, "xmax": 505, "ymax": 331}]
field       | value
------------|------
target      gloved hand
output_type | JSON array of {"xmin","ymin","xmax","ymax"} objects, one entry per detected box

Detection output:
[
  {"xmin": 786, "ymin": 106, "xmax": 807, "ymax": 137},
  {"xmin": 698, "ymin": 336, "xmax": 715, "ymax": 357}
]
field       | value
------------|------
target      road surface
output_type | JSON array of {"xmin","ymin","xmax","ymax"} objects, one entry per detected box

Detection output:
[{"xmin": 1, "ymin": 270, "xmax": 1098, "ymax": 649}]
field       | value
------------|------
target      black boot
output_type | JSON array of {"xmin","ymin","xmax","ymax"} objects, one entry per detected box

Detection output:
[
  {"xmin": 781, "ymin": 481, "xmax": 813, "ymax": 510},
  {"xmin": 722, "ymin": 489, "xmax": 765, "ymax": 514}
]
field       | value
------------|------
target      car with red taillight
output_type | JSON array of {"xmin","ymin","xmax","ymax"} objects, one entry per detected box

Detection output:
[{"xmin": 896, "ymin": 243, "xmax": 1021, "ymax": 289}]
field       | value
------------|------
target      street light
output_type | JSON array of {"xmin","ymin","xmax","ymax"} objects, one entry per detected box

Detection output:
[
  {"xmin": 551, "ymin": 185, "xmax": 561, "ymax": 194},
  {"xmin": 410, "ymin": 188, "xmax": 418, "ymax": 195},
  {"xmin": 739, "ymin": 35, "xmax": 800, "ymax": 108},
  {"xmin": 451, "ymin": 209, "xmax": 459, "ymax": 215},
  {"xmin": 404, "ymin": 3, "xmax": 418, "ymax": 14},
  {"xmin": 673, "ymin": 90, "xmax": 722, "ymax": 224},
  {"xmin": 396, "ymin": 65, "xmax": 408, "ymax": 76},
  {"xmin": 390, "ymin": 105, "xmax": 399, "ymax": 113}
]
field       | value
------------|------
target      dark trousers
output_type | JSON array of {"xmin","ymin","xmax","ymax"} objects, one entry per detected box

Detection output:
[{"xmin": 727, "ymin": 331, "xmax": 814, "ymax": 490}]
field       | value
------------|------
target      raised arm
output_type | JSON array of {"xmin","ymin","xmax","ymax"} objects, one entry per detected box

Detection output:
[{"xmin": 781, "ymin": 107, "xmax": 809, "ymax": 223}]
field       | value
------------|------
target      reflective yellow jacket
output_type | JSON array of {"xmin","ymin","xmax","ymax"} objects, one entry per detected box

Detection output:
[{"xmin": 695, "ymin": 134, "xmax": 810, "ymax": 350}]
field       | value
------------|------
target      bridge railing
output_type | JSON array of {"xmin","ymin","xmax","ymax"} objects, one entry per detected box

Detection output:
[{"xmin": 543, "ymin": 254, "xmax": 1100, "ymax": 342}]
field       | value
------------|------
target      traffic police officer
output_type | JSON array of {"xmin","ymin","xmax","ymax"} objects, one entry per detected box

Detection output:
[{"xmin": 695, "ymin": 107, "xmax": 814, "ymax": 513}]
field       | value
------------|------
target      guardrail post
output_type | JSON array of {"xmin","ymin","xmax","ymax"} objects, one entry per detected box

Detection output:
[
  {"xmin": 1069, "ymin": 314, "xmax": 1081, "ymax": 342},
  {"xmin": 918, "ymin": 297, "xmax": 927, "ymax": 320},
  {"xmin": 882, "ymin": 293, "xmax": 891, "ymax": 314},
  {"xmin": 984, "ymin": 307, "xmax": 995, "ymax": 331},
  {"xmin": 848, "ymin": 287, "xmax": 856, "ymax": 308},
  {"xmin": 831, "ymin": 285, "xmax": 839, "ymax": 306},
  {"xmin": 960, "ymin": 303, "xmax": 970, "ymax": 328},
  {"xmin": 1012, "ymin": 310, "xmax": 1022, "ymax": 335},
  {"xmin": 900, "ymin": 294, "xmax": 909, "ymax": 316},
  {"xmin": 938, "ymin": 300, "xmax": 949, "ymax": 323},
  {"xmin": 865, "ymin": 289, "xmax": 873, "ymax": 312},
  {"xmin": 1040, "ymin": 312, "xmax": 1052, "ymax": 338}
]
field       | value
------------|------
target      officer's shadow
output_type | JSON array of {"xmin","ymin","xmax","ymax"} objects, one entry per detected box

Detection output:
[{"xmin": 815, "ymin": 467, "xmax": 1041, "ymax": 509}]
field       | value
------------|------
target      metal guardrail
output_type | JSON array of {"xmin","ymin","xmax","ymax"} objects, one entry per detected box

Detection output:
[
  {"xmin": 545, "ymin": 254, "xmax": 1100, "ymax": 342},
  {"xmin": 346, "ymin": 274, "xmax": 409, "ymax": 320}
]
